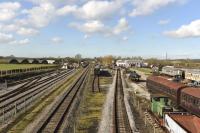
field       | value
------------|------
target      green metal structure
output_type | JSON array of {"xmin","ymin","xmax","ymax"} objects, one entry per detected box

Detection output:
[{"xmin": 151, "ymin": 95, "xmax": 173, "ymax": 117}]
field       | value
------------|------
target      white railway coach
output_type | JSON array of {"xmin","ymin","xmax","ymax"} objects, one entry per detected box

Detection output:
[
  {"xmin": 161, "ymin": 66, "xmax": 200, "ymax": 83},
  {"xmin": 183, "ymin": 69, "xmax": 200, "ymax": 82},
  {"xmin": 161, "ymin": 66, "xmax": 183, "ymax": 77}
]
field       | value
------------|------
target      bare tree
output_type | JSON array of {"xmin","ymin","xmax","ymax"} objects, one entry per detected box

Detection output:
[{"xmin": 75, "ymin": 54, "xmax": 82, "ymax": 65}]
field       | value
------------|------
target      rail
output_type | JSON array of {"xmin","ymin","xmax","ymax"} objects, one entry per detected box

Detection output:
[
  {"xmin": 34, "ymin": 67, "xmax": 89, "ymax": 132},
  {"xmin": 113, "ymin": 69, "xmax": 132, "ymax": 133}
]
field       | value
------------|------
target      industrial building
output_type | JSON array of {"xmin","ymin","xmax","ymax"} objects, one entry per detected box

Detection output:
[
  {"xmin": 116, "ymin": 59, "xmax": 145, "ymax": 68},
  {"xmin": 9, "ymin": 58, "xmax": 55, "ymax": 64}
]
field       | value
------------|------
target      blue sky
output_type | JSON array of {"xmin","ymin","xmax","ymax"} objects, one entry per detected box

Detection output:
[{"xmin": 0, "ymin": 0, "xmax": 200, "ymax": 59}]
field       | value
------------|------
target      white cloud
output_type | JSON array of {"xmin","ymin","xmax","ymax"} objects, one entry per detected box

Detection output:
[
  {"xmin": 23, "ymin": 2, "xmax": 56, "ymax": 28},
  {"xmin": 10, "ymin": 38, "xmax": 30, "ymax": 45},
  {"xmin": 57, "ymin": 5, "xmax": 77, "ymax": 16},
  {"xmin": 158, "ymin": 19, "xmax": 171, "ymax": 25},
  {"xmin": 122, "ymin": 36, "xmax": 128, "ymax": 41},
  {"xmin": 51, "ymin": 37, "xmax": 63, "ymax": 43},
  {"xmin": 18, "ymin": 0, "xmax": 126, "ymax": 31},
  {"xmin": 0, "ymin": 2, "xmax": 21, "ymax": 21},
  {"xmin": 27, "ymin": 0, "xmax": 70, "ymax": 6},
  {"xmin": 84, "ymin": 34, "xmax": 90, "ymax": 39},
  {"xmin": 0, "ymin": 0, "xmax": 130, "ymax": 42},
  {"xmin": 74, "ymin": 0, "xmax": 125, "ymax": 20},
  {"xmin": 17, "ymin": 27, "xmax": 39, "ymax": 36},
  {"xmin": 0, "ymin": 32, "xmax": 14, "ymax": 44},
  {"xmin": 55, "ymin": 0, "xmax": 125, "ymax": 20},
  {"xmin": 27, "ymin": 0, "xmax": 48, "ymax": 4},
  {"xmin": 70, "ymin": 20, "xmax": 106, "ymax": 34},
  {"xmin": 164, "ymin": 19, "xmax": 200, "ymax": 38},
  {"xmin": 0, "ymin": 32, "xmax": 30, "ymax": 45},
  {"xmin": 129, "ymin": 0, "xmax": 182, "ymax": 17},
  {"xmin": 113, "ymin": 18, "xmax": 129, "ymax": 35},
  {"xmin": 69, "ymin": 17, "xmax": 130, "ymax": 37},
  {"xmin": 18, "ymin": 38, "xmax": 30, "ymax": 45},
  {"xmin": 0, "ymin": 23, "xmax": 38, "ymax": 37},
  {"xmin": 0, "ymin": 24, "xmax": 18, "ymax": 32},
  {"xmin": 57, "ymin": 0, "xmax": 128, "ymax": 20}
]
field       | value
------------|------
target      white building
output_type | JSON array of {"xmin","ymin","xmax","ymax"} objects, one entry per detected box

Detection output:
[
  {"xmin": 116, "ymin": 60, "xmax": 127, "ymax": 67},
  {"xmin": 47, "ymin": 60, "xmax": 55, "ymax": 64},
  {"xmin": 116, "ymin": 59, "xmax": 144, "ymax": 68},
  {"xmin": 62, "ymin": 63, "xmax": 68, "ymax": 69}
]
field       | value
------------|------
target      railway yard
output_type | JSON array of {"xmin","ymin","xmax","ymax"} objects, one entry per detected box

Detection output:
[
  {"xmin": 1, "ymin": 0, "xmax": 200, "ymax": 132},
  {"xmin": 0, "ymin": 61, "xmax": 199, "ymax": 133}
]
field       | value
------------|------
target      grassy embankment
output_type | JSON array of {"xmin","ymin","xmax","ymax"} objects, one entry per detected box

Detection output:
[
  {"xmin": 0, "ymin": 64, "xmax": 56, "ymax": 71},
  {"xmin": 1, "ymin": 69, "xmax": 82, "ymax": 133},
  {"xmin": 75, "ymin": 70, "xmax": 113, "ymax": 133}
]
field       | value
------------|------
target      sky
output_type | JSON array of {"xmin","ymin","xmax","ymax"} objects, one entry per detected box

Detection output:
[{"xmin": 0, "ymin": 0, "xmax": 200, "ymax": 59}]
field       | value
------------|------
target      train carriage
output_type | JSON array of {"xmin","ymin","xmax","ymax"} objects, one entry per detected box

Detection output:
[
  {"xmin": 147, "ymin": 76, "xmax": 186, "ymax": 104},
  {"xmin": 161, "ymin": 66, "xmax": 184, "ymax": 77},
  {"xmin": 180, "ymin": 87, "xmax": 200, "ymax": 117},
  {"xmin": 129, "ymin": 71, "xmax": 141, "ymax": 81}
]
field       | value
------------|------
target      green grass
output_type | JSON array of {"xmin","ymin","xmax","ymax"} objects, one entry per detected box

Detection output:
[
  {"xmin": 0, "ymin": 59, "xmax": 8, "ymax": 64},
  {"xmin": 76, "ymin": 74, "xmax": 112, "ymax": 133},
  {"xmin": 76, "ymin": 92, "xmax": 106, "ymax": 133},
  {"xmin": 130, "ymin": 68, "xmax": 152, "ymax": 76},
  {"xmin": 0, "ymin": 64, "xmax": 57, "ymax": 71},
  {"xmin": 99, "ymin": 77, "xmax": 113, "ymax": 85}
]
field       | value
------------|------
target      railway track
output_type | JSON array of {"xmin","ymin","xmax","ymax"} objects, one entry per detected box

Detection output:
[
  {"xmin": 0, "ymin": 69, "xmax": 75, "ymax": 123},
  {"xmin": 113, "ymin": 69, "xmax": 132, "ymax": 133},
  {"xmin": 0, "ymin": 70, "xmax": 70, "ymax": 102},
  {"xmin": 92, "ymin": 75, "xmax": 100, "ymax": 92},
  {"xmin": 6, "ymin": 70, "xmax": 58, "ymax": 87},
  {"xmin": 35, "ymin": 67, "xmax": 89, "ymax": 133}
]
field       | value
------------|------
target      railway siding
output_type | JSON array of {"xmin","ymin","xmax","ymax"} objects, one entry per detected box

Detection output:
[
  {"xmin": 0, "ymin": 69, "xmax": 79, "ymax": 132},
  {"xmin": 113, "ymin": 69, "xmax": 132, "ymax": 133},
  {"xmin": 33, "ymin": 67, "xmax": 90, "ymax": 133},
  {"xmin": 0, "ymin": 70, "xmax": 74, "ymax": 124}
]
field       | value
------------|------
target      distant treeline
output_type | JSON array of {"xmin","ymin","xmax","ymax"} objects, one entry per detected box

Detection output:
[{"xmin": 145, "ymin": 58, "xmax": 200, "ymax": 68}]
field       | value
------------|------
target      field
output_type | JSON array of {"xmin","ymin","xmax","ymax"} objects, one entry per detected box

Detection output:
[{"xmin": 0, "ymin": 64, "xmax": 57, "ymax": 71}]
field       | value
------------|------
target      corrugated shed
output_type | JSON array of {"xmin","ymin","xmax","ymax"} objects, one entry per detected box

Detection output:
[
  {"xmin": 169, "ymin": 114, "xmax": 200, "ymax": 133},
  {"xmin": 182, "ymin": 87, "xmax": 200, "ymax": 98},
  {"xmin": 147, "ymin": 76, "xmax": 186, "ymax": 91}
]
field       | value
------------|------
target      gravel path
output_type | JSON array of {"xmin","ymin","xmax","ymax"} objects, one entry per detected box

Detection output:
[
  {"xmin": 98, "ymin": 71, "xmax": 117, "ymax": 133},
  {"xmin": 121, "ymin": 70, "xmax": 139, "ymax": 132}
]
